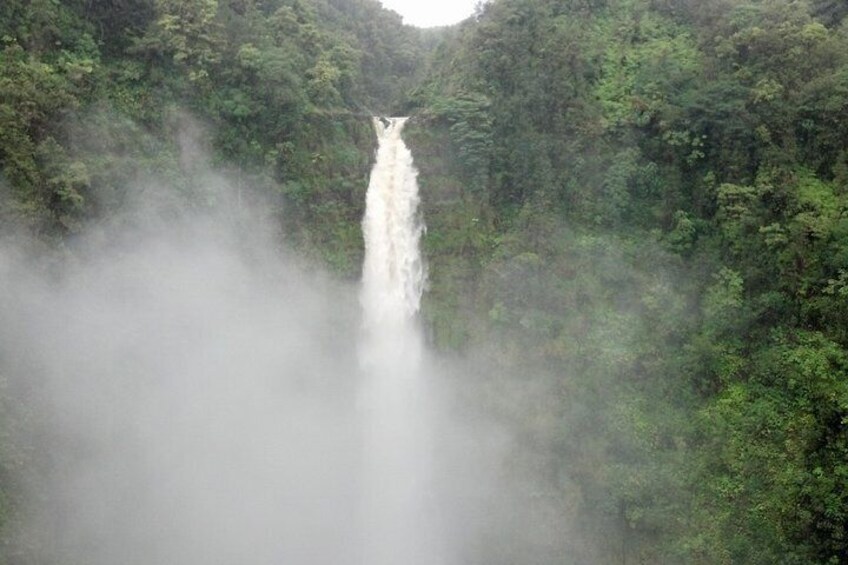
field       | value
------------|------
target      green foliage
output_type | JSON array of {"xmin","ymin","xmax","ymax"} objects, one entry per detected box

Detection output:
[
  {"xmin": 595, "ymin": 7, "xmax": 702, "ymax": 133},
  {"xmin": 0, "ymin": 0, "xmax": 437, "ymax": 263},
  {"xmin": 410, "ymin": 0, "xmax": 848, "ymax": 561},
  {"xmin": 426, "ymin": 93, "xmax": 493, "ymax": 193},
  {"xmin": 696, "ymin": 330, "xmax": 848, "ymax": 563},
  {"xmin": 146, "ymin": 0, "xmax": 223, "ymax": 83}
]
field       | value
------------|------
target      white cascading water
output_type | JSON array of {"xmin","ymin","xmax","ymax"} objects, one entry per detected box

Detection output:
[
  {"xmin": 360, "ymin": 117, "xmax": 426, "ymax": 334},
  {"xmin": 359, "ymin": 116, "xmax": 442, "ymax": 565}
]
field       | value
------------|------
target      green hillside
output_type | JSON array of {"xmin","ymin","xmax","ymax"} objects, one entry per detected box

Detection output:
[{"xmin": 409, "ymin": 1, "xmax": 848, "ymax": 562}]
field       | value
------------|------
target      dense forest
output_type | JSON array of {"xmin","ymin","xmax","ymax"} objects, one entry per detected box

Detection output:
[
  {"xmin": 0, "ymin": 0, "xmax": 439, "ymax": 271},
  {"xmin": 2, "ymin": 0, "xmax": 848, "ymax": 563},
  {"xmin": 408, "ymin": 0, "xmax": 848, "ymax": 562}
]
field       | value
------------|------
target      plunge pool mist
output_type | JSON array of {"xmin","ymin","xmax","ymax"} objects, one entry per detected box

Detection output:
[{"xmin": 0, "ymin": 113, "xmax": 580, "ymax": 565}]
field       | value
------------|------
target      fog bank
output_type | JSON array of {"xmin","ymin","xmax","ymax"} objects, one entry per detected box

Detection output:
[{"xmin": 0, "ymin": 155, "xmax": 578, "ymax": 564}]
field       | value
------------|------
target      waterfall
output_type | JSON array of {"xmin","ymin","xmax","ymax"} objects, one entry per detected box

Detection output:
[
  {"xmin": 360, "ymin": 116, "xmax": 426, "ymax": 338},
  {"xmin": 358, "ymin": 116, "xmax": 441, "ymax": 565}
]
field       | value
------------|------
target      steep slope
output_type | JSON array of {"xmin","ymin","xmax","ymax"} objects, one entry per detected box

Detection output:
[
  {"xmin": 408, "ymin": 0, "xmax": 848, "ymax": 561},
  {"xmin": 0, "ymin": 0, "xmax": 441, "ymax": 272}
]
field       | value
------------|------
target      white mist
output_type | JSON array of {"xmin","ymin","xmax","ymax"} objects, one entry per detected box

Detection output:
[
  {"xmin": 358, "ymin": 117, "xmax": 442, "ymax": 565},
  {"xmin": 0, "ymin": 116, "xmax": 571, "ymax": 565}
]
